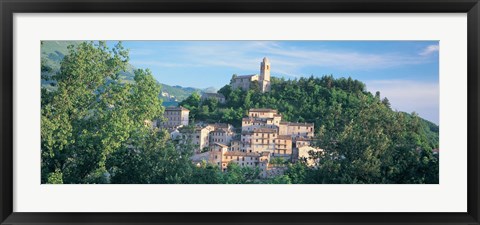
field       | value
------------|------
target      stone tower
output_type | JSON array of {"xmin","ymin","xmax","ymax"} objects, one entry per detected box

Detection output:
[
  {"xmin": 260, "ymin": 57, "xmax": 271, "ymax": 82},
  {"xmin": 259, "ymin": 57, "xmax": 271, "ymax": 92}
]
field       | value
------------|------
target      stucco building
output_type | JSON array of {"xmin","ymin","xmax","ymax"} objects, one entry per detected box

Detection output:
[
  {"xmin": 192, "ymin": 125, "xmax": 215, "ymax": 153},
  {"xmin": 242, "ymin": 108, "xmax": 281, "ymax": 132},
  {"xmin": 187, "ymin": 106, "xmax": 317, "ymax": 177},
  {"xmin": 279, "ymin": 122, "xmax": 314, "ymax": 140},
  {"xmin": 239, "ymin": 109, "xmax": 295, "ymax": 160},
  {"xmin": 209, "ymin": 142, "xmax": 270, "ymax": 176},
  {"xmin": 159, "ymin": 106, "xmax": 190, "ymax": 128},
  {"xmin": 210, "ymin": 128, "xmax": 235, "ymax": 146},
  {"xmin": 231, "ymin": 57, "xmax": 271, "ymax": 93}
]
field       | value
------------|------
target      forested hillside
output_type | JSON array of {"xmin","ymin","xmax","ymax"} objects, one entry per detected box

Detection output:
[{"xmin": 180, "ymin": 76, "xmax": 440, "ymax": 183}]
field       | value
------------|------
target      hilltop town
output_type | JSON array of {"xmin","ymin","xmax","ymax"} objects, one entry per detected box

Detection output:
[
  {"xmin": 155, "ymin": 58, "xmax": 323, "ymax": 178},
  {"xmin": 41, "ymin": 41, "xmax": 440, "ymax": 184}
]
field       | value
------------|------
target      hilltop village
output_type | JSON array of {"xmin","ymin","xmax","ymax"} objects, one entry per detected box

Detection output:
[{"xmin": 155, "ymin": 58, "xmax": 323, "ymax": 177}]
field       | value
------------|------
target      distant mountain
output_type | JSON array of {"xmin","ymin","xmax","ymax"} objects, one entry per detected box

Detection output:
[
  {"xmin": 160, "ymin": 84, "xmax": 202, "ymax": 105},
  {"xmin": 203, "ymin": 87, "xmax": 218, "ymax": 93},
  {"xmin": 41, "ymin": 41, "xmax": 200, "ymax": 106}
]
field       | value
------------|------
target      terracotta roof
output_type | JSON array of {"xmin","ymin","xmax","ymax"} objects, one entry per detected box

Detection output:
[
  {"xmin": 280, "ymin": 122, "xmax": 314, "ymax": 126},
  {"xmin": 296, "ymin": 137, "xmax": 313, "ymax": 141},
  {"xmin": 249, "ymin": 108, "xmax": 278, "ymax": 113},
  {"xmin": 209, "ymin": 123, "xmax": 231, "ymax": 129},
  {"xmin": 165, "ymin": 106, "xmax": 190, "ymax": 112},
  {"xmin": 253, "ymin": 128, "xmax": 277, "ymax": 133},
  {"xmin": 212, "ymin": 142, "xmax": 228, "ymax": 148},
  {"xmin": 213, "ymin": 128, "xmax": 228, "ymax": 133},
  {"xmin": 224, "ymin": 151, "xmax": 260, "ymax": 157},
  {"xmin": 242, "ymin": 117, "xmax": 273, "ymax": 122}
]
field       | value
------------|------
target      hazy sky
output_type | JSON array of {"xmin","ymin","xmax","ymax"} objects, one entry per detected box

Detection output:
[{"xmin": 108, "ymin": 41, "xmax": 439, "ymax": 124}]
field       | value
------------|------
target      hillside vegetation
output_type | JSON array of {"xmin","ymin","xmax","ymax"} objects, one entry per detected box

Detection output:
[{"xmin": 180, "ymin": 76, "xmax": 440, "ymax": 183}]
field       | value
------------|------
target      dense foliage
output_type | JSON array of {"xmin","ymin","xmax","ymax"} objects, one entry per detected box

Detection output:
[
  {"xmin": 180, "ymin": 76, "xmax": 439, "ymax": 184},
  {"xmin": 42, "ymin": 42, "xmax": 438, "ymax": 184},
  {"xmin": 40, "ymin": 42, "xmax": 284, "ymax": 184},
  {"xmin": 41, "ymin": 42, "xmax": 192, "ymax": 184}
]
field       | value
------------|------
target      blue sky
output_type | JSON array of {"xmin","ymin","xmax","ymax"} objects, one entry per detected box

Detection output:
[{"xmin": 109, "ymin": 41, "xmax": 439, "ymax": 124}]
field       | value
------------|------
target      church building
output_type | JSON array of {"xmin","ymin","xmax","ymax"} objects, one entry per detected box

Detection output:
[{"xmin": 230, "ymin": 57, "xmax": 271, "ymax": 93}]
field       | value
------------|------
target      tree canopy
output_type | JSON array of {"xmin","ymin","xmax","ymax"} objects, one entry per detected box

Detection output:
[
  {"xmin": 41, "ymin": 42, "xmax": 192, "ymax": 183},
  {"xmin": 42, "ymin": 42, "xmax": 439, "ymax": 184},
  {"xmin": 179, "ymin": 75, "xmax": 439, "ymax": 184}
]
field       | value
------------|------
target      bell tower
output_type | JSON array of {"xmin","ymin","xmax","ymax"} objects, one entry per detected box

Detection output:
[
  {"xmin": 259, "ymin": 57, "xmax": 271, "ymax": 92},
  {"xmin": 260, "ymin": 57, "xmax": 271, "ymax": 82}
]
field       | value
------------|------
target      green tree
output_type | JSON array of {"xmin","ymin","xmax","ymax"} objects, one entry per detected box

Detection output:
[
  {"xmin": 41, "ymin": 41, "xmax": 130, "ymax": 183},
  {"xmin": 180, "ymin": 75, "xmax": 439, "ymax": 184},
  {"xmin": 41, "ymin": 41, "xmax": 197, "ymax": 184},
  {"xmin": 382, "ymin": 97, "xmax": 391, "ymax": 109}
]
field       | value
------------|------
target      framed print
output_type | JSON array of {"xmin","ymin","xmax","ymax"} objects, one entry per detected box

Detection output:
[{"xmin": 1, "ymin": 0, "xmax": 479, "ymax": 224}]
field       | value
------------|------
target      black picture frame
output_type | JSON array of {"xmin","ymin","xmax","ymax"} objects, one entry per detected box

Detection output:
[{"xmin": 1, "ymin": 0, "xmax": 479, "ymax": 224}]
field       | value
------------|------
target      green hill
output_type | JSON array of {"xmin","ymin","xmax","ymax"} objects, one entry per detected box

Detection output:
[
  {"xmin": 180, "ymin": 76, "xmax": 440, "ymax": 183},
  {"xmin": 41, "ymin": 41, "xmax": 200, "ymax": 105}
]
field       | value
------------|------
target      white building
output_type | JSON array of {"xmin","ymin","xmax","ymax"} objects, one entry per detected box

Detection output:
[
  {"xmin": 159, "ymin": 106, "xmax": 190, "ymax": 128},
  {"xmin": 231, "ymin": 57, "xmax": 271, "ymax": 93}
]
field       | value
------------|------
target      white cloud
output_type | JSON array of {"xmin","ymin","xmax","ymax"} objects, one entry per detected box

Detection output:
[
  {"xmin": 173, "ymin": 41, "xmax": 434, "ymax": 77},
  {"xmin": 365, "ymin": 80, "xmax": 439, "ymax": 124},
  {"xmin": 419, "ymin": 44, "xmax": 439, "ymax": 56}
]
